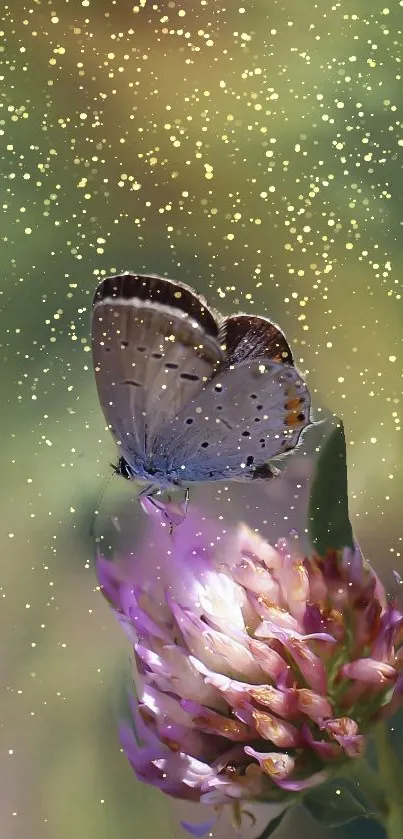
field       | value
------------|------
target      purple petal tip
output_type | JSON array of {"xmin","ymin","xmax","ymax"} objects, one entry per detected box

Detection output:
[{"xmin": 180, "ymin": 818, "xmax": 215, "ymax": 836}]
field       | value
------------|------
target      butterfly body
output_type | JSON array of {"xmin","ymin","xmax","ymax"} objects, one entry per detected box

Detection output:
[{"xmin": 92, "ymin": 273, "xmax": 311, "ymax": 491}]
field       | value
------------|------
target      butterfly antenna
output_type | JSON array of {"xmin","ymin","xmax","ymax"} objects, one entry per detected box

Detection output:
[{"xmin": 90, "ymin": 468, "xmax": 116, "ymax": 546}]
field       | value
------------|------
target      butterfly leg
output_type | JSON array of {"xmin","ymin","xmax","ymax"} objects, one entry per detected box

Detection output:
[
  {"xmin": 137, "ymin": 482, "xmax": 190, "ymax": 534},
  {"xmin": 137, "ymin": 483, "xmax": 165, "ymax": 517},
  {"xmin": 165, "ymin": 486, "xmax": 190, "ymax": 534},
  {"xmin": 183, "ymin": 486, "xmax": 190, "ymax": 516},
  {"xmin": 137, "ymin": 483, "xmax": 156, "ymax": 500},
  {"xmin": 137, "ymin": 484, "xmax": 176, "ymax": 526},
  {"xmin": 139, "ymin": 486, "xmax": 189, "ymax": 534}
]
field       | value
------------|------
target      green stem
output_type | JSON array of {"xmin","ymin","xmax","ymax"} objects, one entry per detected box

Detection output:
[
  {"xmin": 374, "ymin": 721, "xmax": 403, "ymax": 839},
  {"xmin": 385, "ymin": 802, "xmax": 403, "ymax": 839}
]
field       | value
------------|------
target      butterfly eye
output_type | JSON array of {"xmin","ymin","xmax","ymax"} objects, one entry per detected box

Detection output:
[{"xmin": 113, "ymin": 456, "xmax": 133, "ymax": 480}]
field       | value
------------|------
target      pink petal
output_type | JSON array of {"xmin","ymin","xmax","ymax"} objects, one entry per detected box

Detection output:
[
  {"xmin": 188, "ymin": 660, "xmax": 254, "ymax": 707},
  {"xmin": 146, "ymin": 752, "xmax": 216, "ymax": 801},
  {"xmin": 365, "ymin": 560, "xmax": 387, "ymax": 610},
  {"xmin": 190, "ymin": 658, "xmax": 296, "ymax": 718},
  {"xmin": 119, "ymin": 722, "xmax": 204, "ymax": 798},
  {"xmin": 96, "ymin": 554, "xmax": 125, "ymax": 610},
  {"xmin": 140, "ymin": 685, "xmax": 192, "ymax": 727},
  {"xmin": 254, "ymin": 616, "xmax": 335, "ymax": 646},
  {"xmin": 244, "ymin": 747, "xmax": 295, "ymax": 781},
  {"xmin": 119, "ymin": 720, "xmax": 155, "ymax": 762},
  {"xmin": 234, "ymin": 525, "xmax": 283, "ymax": 574},
  {"xmin": 351, "ymin": 599, "xmax": 381, "ymax": 653},
  {"xmin": 129, "ymin": 604, "xmax": 173, "ymax": 643},
  {"xmin": 157, "ymin": 721, "xmax": 222, "ymax": 762},
  {"xmin": 248, "ymin": 639, "xmax": 289, "ymax": 684},
  {"xmin": 153, "ymin": 753, "xmax": 215, "ymax": 788},
  {"xmin": 303, "ymin": 604, "xmax": 339, "ymax": 641},
  {"xmin": 201, "ymin": 763, "xmax": 265, "ymax": 800},
  {"xmin": 251, "ymin": 708, "xmax": 299, "ymax": 747},
  {"xmin": 275, "ymin": 770, "xmax": 329, "ymax": 792},
  {"xmin": 126, "ymin": 693, "xmax": 162, "ymax": 747},
  {"xmin": 181, "ymin": 699, "xmax": 255, "ymax": 742},
  {"xmin": 232, "ymin": 555, "xmax": 280, "ymax": 600},
  {"xmin": 250, "ymin": 685, "xmax": 298, "ymax": 718},
  {"xmin": 341, "ymin": 658, "xmax": 397, "ymax": 685},
  {"xmin": 137, "ymin": 643, "xmax": 226, "ymax": 710},
  {"xmin": 170, "ymin": 601, "xmax": 263, "ymax": 681},
  {"xmin": 116, "ymin": 613, "xmax": 141, "ymax": 645},
  {"xmin": 296, "ymin": 688, "xmax": 333, "ymax": 723},
  {"xmin": 194, "ymin": 572, "xmax": 249, "ymax": 636},
  {"xmin": 276, "ymin": 539, "xmax": 310, "ymax": 622},
  {"xmin": 321, "ymin": 718, "xmax": 366, "ymax": 758},
  {"xmin": 300, "ymin": 723, "xmax": 341, "ymax": 761},
  {"xmin": 341, "ymin": 545, "xmax": 365, "ymax": 587},
  {"xmin": 306, "ymin": 560, "xmax": 328, "ymax": 603},
  {"xmin": 371, "ymin": 606, "xmax": 403, "ymax": 660},
  {"xmin": 198, "ymin": 609, "xmax": 249, "ymax": 644},
  {"xmin": 252, "ymin": 602, "xmax": 301, "ymax": 633},
  {"xmin": 285, "ymin": 637, "xmax": 328, "ymax": 695},
  {"xmin": 180, "ymin": 819, "xmax": 216, "ymax": 837},
  {"xmin": 375, "ymin": 673, "xmax": 403, "ymax": 720}
]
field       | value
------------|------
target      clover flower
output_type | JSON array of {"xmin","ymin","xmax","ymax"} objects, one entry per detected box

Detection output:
[{"xmin": 96, "ymin": 500, "xmax": 403, "ymax": 833}]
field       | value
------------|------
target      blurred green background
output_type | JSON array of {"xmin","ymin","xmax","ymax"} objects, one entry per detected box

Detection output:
[{"xmin": 1, "ymin": 1, "xmax": 402, "ymax": 838}]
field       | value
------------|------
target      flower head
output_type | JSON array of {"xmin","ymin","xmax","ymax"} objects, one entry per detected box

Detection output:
[{"xmin": 96, "ymin": 500, "xmax": 403, "ymax": 818}]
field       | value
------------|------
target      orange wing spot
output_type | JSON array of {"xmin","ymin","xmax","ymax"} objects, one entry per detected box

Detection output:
[
  {"xmin": 285, "ymin": 397, "xmax": 301, "ymax": 411},
  {"xmin": 286, "ymin": 411, "xmax": 305, "ymax": 426},
  {"xmin": 284, "ymin": 383, "xmax": 301, "ymax": 400}
]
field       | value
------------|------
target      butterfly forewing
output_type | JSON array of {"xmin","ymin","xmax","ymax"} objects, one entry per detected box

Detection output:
[
  {"xmin": 93, "ymin": 273, "xmax": 219, "ymax": 337},
  {"xmin": 91, "ymin": 275, "xmax": 223, "ymax": 466}
]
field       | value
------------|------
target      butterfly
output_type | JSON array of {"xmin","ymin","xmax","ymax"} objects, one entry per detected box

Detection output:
[{"xmin": 91, "ymin": 273, "xmax": 311, "ymax": 503}]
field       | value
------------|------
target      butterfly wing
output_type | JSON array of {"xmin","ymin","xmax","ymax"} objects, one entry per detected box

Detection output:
[
  {"xmin": 158, "ymin": 358, "xmax": 311, "ymax": 482},
  {"xmin": 91, "ymin": 274, "xmax": 223, "ymax": 469},
  {"xmin": 218, "ymin": 314, "xmax": 294, "ymax": 367}
]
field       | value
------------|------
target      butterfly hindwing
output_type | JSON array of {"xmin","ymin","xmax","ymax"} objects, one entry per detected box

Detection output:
[
  {"xmin": 218, "ymin": 314, "xmax": 294, "ymax": 367},
  {"xmin": 158, "ymin": 358, "xmax": 311, "ymax": 481}
]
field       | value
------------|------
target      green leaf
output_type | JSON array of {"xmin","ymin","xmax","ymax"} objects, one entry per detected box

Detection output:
[
  {"xmin": 302, "ymin": 781, "xmax": 369, "ymax": 827},
  {"xmin": 254, "ymin": 809, "xmax": 288, "ymax": 838},
  {"xmin": 308, "ymin": 417, "xmax": 354, "ymax": 554}
]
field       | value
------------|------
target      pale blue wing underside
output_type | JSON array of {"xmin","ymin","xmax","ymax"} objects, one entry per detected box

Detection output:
[
  {"xmin": 153, "ymin": 359, "xmax": 310, "ymax": 482},
  {"xmin": 92, "ymin": 296, "xmax": 222, "ymax": 468},
  {"xmin": 92, "ymin": 273, "xmax": 311, "ymax": 487}
]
